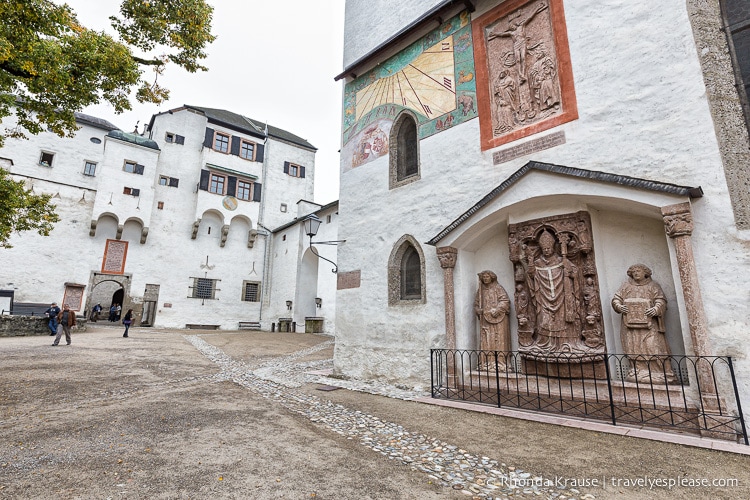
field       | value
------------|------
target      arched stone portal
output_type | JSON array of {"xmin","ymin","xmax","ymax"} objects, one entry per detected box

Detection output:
[{"xmin": 87, "ymin": 273, "xmax": 133, "ymax": 323}]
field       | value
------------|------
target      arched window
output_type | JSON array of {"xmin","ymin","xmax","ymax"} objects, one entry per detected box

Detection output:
[
  {"xmin": 389, "ymin": 112, "xmax": 420, "ymax": 189},
  {"xmin": 388, "ymin": 235, "xmax": 426, "ymax": 305},
  {"xmin": 397, "ymin": 117, "xmax": 418, "ymax": 179},
  {"xmin": 722, "ymin": 0, "xmax": 750, "ymax": 134},
  {"xmin": 401, "ymin": 246, "xmax": 422, "ymax": 299}
]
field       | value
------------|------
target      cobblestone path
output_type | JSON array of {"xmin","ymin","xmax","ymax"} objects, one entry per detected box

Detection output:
[{"xmin": 187, "ymin": 335, "xmax": 593, "ymax": 500}]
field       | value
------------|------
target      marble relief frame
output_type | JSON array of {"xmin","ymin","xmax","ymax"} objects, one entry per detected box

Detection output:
[{"xmin": 472, "ymin": 0, "xmax": 578, "ymax": 150}]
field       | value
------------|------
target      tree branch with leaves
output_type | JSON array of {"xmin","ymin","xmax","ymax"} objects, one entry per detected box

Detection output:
[
  {"xmin": 0, "ymin": 168, "xmax": 60, "ymax": 248},
  {"xmin": 0, "ymin": 0, "xmax": 215, "ymax": 146}
]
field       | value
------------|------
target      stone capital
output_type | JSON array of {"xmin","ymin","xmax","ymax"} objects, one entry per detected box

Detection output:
[
  {"xmin": 661, "ymin": 202, "xmax": 693, "ymax": 238},
  {"xmin": 436, "ymin": 246, "xmax": 458, "ymax": 269}
]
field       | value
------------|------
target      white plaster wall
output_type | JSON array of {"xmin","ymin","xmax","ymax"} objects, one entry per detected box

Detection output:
[
  {"xmin": 261, "ymin": 139, "xmax": 316, "ymax": 230},
  {"xmin": 268, "ymin": 224, "xmax": 304, "ymax": 328},
  {"xmin": 267, "ymin": 204, "xmax": 339, "ymax": 335},
  {"xmin": 0, "ymin": 113, "xmax": 109, "ymax": 191},
  {"xmin": 343, "ymin": 0, "xmax": 445, "ymax": 67},
  {"xmin": 335, "ymin": 0, "xmax": 750, "ymax": 406},
  {"xmin": 93, "ymin": 138, "xmax": 159, "ymax": 229},
  {"xmin": 310, "ymin": 205, "xmax": 339, "ymax": 335},
  {"xmin": 1, "ymin": 178, "xmax": 103, "ymax": 306}
]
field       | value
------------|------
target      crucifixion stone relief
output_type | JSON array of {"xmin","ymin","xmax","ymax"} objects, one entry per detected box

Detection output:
[
  {"xmin": 508, "ymin": 212, "xmax": 606, "ymax": 375},
  {"xmin": 485, "ymin": 0, "xmax": 561, "ymax": 136}
]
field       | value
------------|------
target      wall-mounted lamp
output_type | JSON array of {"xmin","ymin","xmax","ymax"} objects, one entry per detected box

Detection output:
[
  {"xmin": 286, "ymin": 300, "xmax": 293, "ymax": 310},
  {"xmin": 315, "ymin": 297, "xmax": 322, "ymax": 308},
  {"xmin": 303, "ymin": 214, "xmax": 345, "ymax": 274}
]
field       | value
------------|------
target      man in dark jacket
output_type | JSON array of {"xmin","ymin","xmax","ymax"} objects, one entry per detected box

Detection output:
[
  {"xmin": 44, "ymin": 302, "xmax": 61, "ymax": 336},
  {"xmin": 52, "ymin": 304, "xmax": 76, "ymax": 346}
]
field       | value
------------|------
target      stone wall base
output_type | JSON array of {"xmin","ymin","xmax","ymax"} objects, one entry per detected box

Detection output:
[{"xmin": 0, "ymin": 315, "xmax": 87, "ymax": 337}]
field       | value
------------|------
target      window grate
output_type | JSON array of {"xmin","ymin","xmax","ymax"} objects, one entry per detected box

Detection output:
[
  {"xmin": 243, "ymin": 282, "xmax": 259, "ymax": 302},
  {"xmin": 190, "ymin": 277, "xmax": 220, "ymax": 301}
]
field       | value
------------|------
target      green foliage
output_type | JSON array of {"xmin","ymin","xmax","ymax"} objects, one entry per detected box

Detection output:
[
  {"xmin": 0, "ymin": 0, "xmax": 215, "ymax": 146},
  {"xmin": 0, "ymin": 168, "xmax": 60, "ymax": 248}
]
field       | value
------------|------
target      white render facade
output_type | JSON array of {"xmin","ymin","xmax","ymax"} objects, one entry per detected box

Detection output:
[
  {"xmin": 333, "ymin": 0, "xmax": 750, "ymax": 430},
  {"xmin": 0, "ymin": 105, "xmax": 337, "ymax": 332}
]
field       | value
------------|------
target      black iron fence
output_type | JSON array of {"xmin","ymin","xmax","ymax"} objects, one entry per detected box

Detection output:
[{"xmin": 431, "ymin": 349, "xmax": 748, "ymax": 444}]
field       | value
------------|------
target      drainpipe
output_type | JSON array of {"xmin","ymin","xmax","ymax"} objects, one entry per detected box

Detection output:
[
  {"xmin": 257, "ymin": 223, "xmax": 273, "ymax": 324},
  {"xmin": 256, "ymin": 125, "xmax": 272, "ymax": 325}
]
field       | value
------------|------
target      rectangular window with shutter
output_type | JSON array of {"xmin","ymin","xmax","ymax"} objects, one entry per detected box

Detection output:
[
  {"xmin": 240, "ymin": 140, "xmax": 255, "ymax": 160},
  {"xmin": 124, "ymin": 160, "xmax": 136, "ymax": 173},
  {"xmin": 284, "ymin": 162, "xmax": 305, "ymax": 178},
  {"xmin": 159, "ymin": 176, "xmax": 180, "ymax": 187},
  {"xmin": 213, "ymin": 132, "xmax": 230, "ymax": 153},
  {"xmin": 209, "ymin": 173, "xmax": 226, "ymax": 194},
  {"xmin": 237, "ymin": 180, "xmax": 252, "ymax": 200}
]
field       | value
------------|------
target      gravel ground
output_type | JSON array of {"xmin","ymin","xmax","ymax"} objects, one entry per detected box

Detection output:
[{"xmin": 0, "ymin": 325, "xmax": 748, "ymax": 499}]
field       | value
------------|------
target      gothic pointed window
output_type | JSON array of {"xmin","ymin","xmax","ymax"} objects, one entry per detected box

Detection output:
[
  {"xmin": 401, "ymin": 246, "xmax": 421, "ymax": 299},
  {"xmin": 388, "ymin": 235, "xmax": 426, "ymax": 305},
  {"xmin": 389, "ymin": 112, "xmax": 421, "ymax": 189}
]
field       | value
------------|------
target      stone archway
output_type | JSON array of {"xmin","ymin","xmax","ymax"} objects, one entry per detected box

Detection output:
[{"xmin": 87, "ymin": 273, "xmax": 133, "ymax": 323}]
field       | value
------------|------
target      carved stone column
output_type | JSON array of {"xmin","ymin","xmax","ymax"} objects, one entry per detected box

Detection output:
[
  {"xmin": 437, "ymin": 247, "xmax": 458, "ymax": 350},
  {"xmin": 437, "ymin": 246, "xmax": 458, "ymax": 387},
  {"xmin": 661, "ymin": 203, "xmax": 717, "ymax": 406}
]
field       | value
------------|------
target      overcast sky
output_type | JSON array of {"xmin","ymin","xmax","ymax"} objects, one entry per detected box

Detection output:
[{"xmin": 60, "ymin": 0, "xmax": 345, "ymax": 204}]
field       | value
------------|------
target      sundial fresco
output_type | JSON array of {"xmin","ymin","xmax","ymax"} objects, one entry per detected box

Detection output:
[
  {"xmin": 342, "ymin": 11, "xmax": 478, "ymax": 171},
  {"xmin": 354, "ymin": 37, "xmax": 456, "ymax": 121}
]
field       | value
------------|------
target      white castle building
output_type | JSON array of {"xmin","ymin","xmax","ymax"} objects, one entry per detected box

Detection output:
[
  {"xmin": 332, "ymin": 0, "xmax": 750, "ymax": 440},
  {"xmin": 0, "ymin": 105, "xmax": 338, "ymax": 334}
]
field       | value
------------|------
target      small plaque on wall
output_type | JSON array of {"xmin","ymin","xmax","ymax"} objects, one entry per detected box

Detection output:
[
  {"xmin": 62, "ymin": 285, "xmax": 85, "ymax": 311},
  {"xmin": 337, "ymin": 270, "xmax": 361, "ymax": 290},
  {"xmin": 102, "ymin": 239, "xmax": 128, "ymax": 274}
]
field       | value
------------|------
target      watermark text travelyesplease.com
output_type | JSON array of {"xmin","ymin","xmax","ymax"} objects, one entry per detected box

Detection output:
[{"xmin": 500, "ymin": 476, "xmax": 739, "ymax": 490}]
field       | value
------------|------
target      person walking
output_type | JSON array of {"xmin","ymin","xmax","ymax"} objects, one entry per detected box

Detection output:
[
  {"xmin": 122, "ymin": 309, "xmax": 134, "ymax": 337},
  {"xmin": 108, "ymin": 303, "xmax": 117, "ymax": 322},
  {"xmin": 44, "ymin": 302, "xmax": 61, "ymax": 336},
  {"xmin": 52, "ymin": 304, "xmax": 76, "ymax": 346},
  {"xmin": 115, "ymin": 303, "xmax": 122, "ymax": 322}
]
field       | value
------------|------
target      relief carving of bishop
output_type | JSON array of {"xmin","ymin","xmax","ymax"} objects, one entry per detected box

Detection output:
[
  {"xmin": 508, "ymin": 212, "xmax": 606, "ymax": 360},
  {"xmin": 485, "ymin": 0, "xmax": 562, "ymax": 136}
]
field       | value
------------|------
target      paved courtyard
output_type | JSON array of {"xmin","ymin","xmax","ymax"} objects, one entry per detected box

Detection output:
[{"xmin": 0, "ymin": 325, "xmax": 748, "ymax": 499}]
